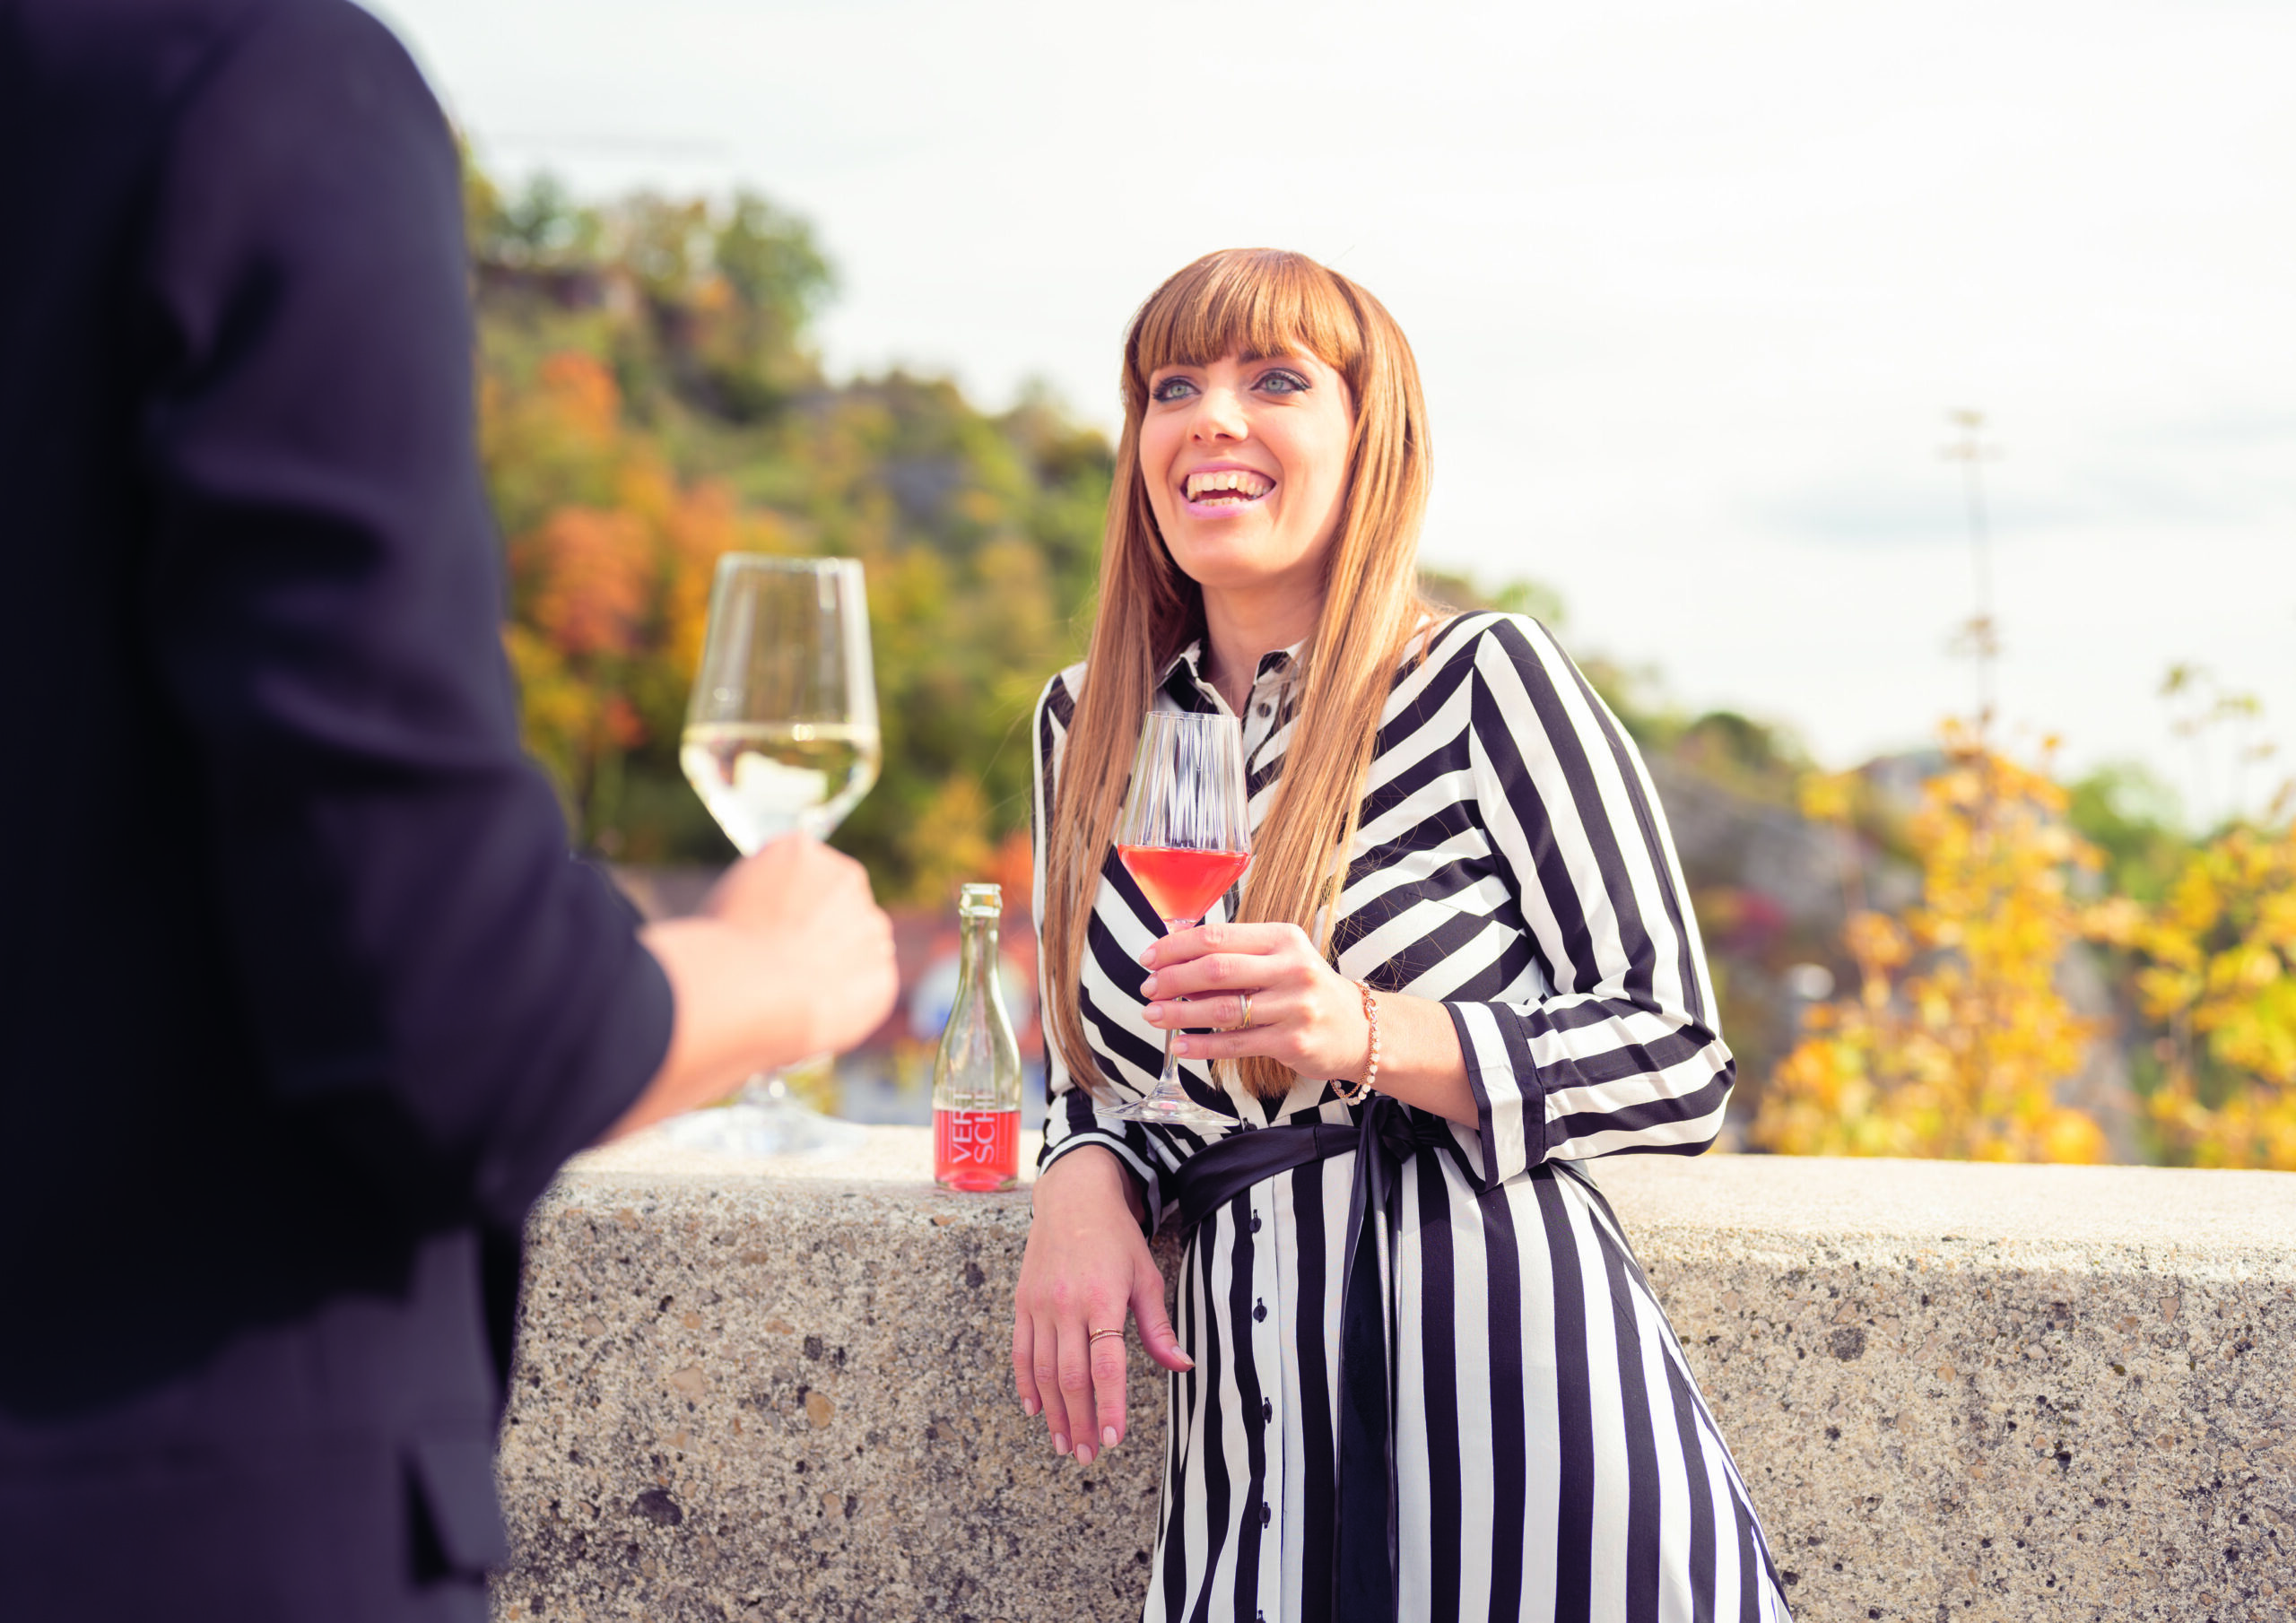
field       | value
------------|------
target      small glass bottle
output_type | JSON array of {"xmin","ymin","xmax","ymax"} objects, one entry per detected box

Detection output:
[{"xmin": 932, "ymin": 883, "xmax": 1023, "ymax": 1192}]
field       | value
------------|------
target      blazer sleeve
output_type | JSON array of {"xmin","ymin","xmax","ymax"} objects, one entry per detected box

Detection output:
[
  {"xmin": 1439, "ymin": 616, "xmax": 1735, "ymax": 1186},
  {"xmin": 134, "ymin": 0, "xmax": 670, "ymax": 1233}
]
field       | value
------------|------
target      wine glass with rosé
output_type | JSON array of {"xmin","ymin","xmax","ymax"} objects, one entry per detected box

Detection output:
[{"xmin": 1109, "ymin": 709, "xmax": 1252, "ymax": 1130}]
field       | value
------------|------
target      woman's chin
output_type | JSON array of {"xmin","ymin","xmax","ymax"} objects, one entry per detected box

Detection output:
[{"xmin": 1165, "ymin": 526, "xmax": 1323, "ymax": 596}]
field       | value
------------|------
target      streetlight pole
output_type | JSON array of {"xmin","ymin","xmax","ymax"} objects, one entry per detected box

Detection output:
[{"xmin": 1942, "ymin": 409, "xmax": 2002, "ymax": 733}]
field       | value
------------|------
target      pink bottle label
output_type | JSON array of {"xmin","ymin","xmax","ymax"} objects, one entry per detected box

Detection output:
[{"xmin": 935, "ymin": 1108, "xmax": 1019, "ymax": 1192}]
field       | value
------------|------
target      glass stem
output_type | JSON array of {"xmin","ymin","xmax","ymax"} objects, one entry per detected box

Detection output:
[
  {"xmin": 1157, "ymin": 1026, "xmax": 1185, "ymax": 1096},
  {"xmin": 1150, "ymin": 915, "xmax": 1194, "ymax": 1102}
]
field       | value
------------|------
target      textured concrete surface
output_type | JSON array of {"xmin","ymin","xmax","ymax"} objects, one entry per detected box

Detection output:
[{"xmin": 492, "ymin": 1134, "xmax": 2296, "ymax": 1623}]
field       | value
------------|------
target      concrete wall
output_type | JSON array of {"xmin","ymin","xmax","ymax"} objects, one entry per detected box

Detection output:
[{"xmin": 491, "ymin": 1133, "xmax": 2296, "ymax": 1623}]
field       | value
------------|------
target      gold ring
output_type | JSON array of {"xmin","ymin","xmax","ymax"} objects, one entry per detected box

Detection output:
[
  {"xmin": 1236, "ymin": 991, "xmax": 1252, "ymax": 1029},
  {"xmin": 1088, "ymin": 1327, "xmax": 1125, "ymax": 1343}
]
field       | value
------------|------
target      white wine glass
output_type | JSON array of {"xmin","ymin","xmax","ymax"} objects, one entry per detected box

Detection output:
[
  {"xmin": 1109, "ymin": 710, "xmax": 1250, "ymax": 1131},
  {"xmin": 665, "ymin": 554, "xmax": 880, "ymax": 1157}
]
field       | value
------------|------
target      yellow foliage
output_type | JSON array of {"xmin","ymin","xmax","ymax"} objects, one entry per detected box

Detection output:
[
  {"xmin": 1756, "ymin": 723, "xmax": 2109, "ymax": 1162},
  {"xmin": 895, "ymin": 775, "xmax": 997, "ymax": 910},
  {"xmin": 2107, "ymin": 822, "xmax": 2296, "ymax": 1168}
]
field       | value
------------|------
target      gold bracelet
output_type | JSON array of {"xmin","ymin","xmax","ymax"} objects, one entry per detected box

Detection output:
[{"xmin": 1331, "ymin": 979, "xmax": 1381, "ymax": 1103}]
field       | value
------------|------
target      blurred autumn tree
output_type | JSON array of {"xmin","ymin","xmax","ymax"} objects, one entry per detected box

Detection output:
[
  {"xmin": 465, "ymin": 162, "xmax": 1109, "ymax": 905},
  {"xmin": 2086, "ymin": 801, "xmax": 2296, "ymax": 1170},
  {"xmin": 1761, "ymin": 700, "xmax": 2296, "ymax": 1167},
  {"xmin": 1756, "ymin": 725, "xmax": 2111, "ymax": 1162}
]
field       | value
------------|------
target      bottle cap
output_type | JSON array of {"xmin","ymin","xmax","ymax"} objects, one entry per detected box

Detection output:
[{"xmin": 958, "ymin": 882, "xmax": 1002, "ymax": 917}]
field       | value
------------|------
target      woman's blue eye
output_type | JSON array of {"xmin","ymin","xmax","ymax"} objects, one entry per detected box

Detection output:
[
  {"xmin": 1152, "ymin": 377, "xmax": 1198, "ymax": 403},
  {"xmin": 1257, "ymin": 369, "xmax": 1309, "ymax": 394}
]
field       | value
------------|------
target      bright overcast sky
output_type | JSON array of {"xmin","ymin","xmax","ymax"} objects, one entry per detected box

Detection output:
[{"xmin": 370, "ymin": 0, "xmax": 2295, "ymax": 824}]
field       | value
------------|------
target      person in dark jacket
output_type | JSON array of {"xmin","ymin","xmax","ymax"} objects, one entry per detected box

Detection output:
[{"xmin": 0, "ymin": 1, "xmax": 899, "ymax": 1617}]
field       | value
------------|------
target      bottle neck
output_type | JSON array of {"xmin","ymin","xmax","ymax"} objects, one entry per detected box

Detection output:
[{"xmin": 956, "ymin": 913, "xmax": 1000, "ymax": 996}]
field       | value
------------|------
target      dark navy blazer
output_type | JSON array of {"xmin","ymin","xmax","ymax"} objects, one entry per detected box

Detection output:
[{"xmin": 0, "ymin": 1, "xmax": 673, "ymax": 1615}]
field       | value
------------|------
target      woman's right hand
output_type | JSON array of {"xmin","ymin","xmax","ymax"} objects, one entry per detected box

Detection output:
[{"xmin": 1013, "ymin": 1146, "xmax": 1193, "ymax": 1464}]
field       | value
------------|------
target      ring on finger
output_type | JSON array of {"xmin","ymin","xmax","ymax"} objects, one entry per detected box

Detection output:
[
  {"xmin": 1235, "ymin": 990, "xmax": 1253, "ymax": 1030},
  {"xmin": 1088, "ymin": 1326, "xmax": 1125, "ymax": 1343}
]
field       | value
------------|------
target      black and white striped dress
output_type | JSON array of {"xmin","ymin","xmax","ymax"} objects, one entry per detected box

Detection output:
[{"xmin": 1031, "ymin": 612, "xmax": 1791, "ymax": 1623}]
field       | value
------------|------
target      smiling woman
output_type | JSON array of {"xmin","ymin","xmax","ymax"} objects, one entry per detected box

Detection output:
[{"xmin": 1012, "ymin": 248, "xmax": 1793, "ymax": 1623}]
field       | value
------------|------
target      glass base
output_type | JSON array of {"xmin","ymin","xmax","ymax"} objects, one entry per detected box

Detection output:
[
  {"xmin": 1106, "ymin": 1090, "xmax": 1234, "ymax": 1132},
  {"xmin": 657, "ymin": 1072, "xmax": 866, "ymax": 1159}
]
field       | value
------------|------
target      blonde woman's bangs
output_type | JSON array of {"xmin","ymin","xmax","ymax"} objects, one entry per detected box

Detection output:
[{"xmin": 1125, "ymin": 250, "xmax": 1367, "ymax": 407}]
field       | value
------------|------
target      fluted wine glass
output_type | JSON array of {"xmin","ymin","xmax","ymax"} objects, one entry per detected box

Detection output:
[
  {"xmin": 664, "ymin": 555, "xmax": 879, "ymax": 1157},
  {"xmin": 1109, "ymin": 710, "xmax": 1251, "ymax": 1130}
]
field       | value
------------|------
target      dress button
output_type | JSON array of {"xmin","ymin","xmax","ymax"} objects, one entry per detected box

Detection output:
[
  {"xmin": 1261, "ymin": 1502, "xmax": 1273, "ymax": 1528},
  {"xmin": 1262, "ymin": 1397, "xmax": 1274, "ymax": 1424},
  {"xmin": 1257, "ymin": 702, "xmax": 1271, "ymax": 717},
  {"xmin": 1253, "ymin": 1299, "xmax": 1267, "ymax": 1323},
  {"xmin": 1250, "ymin": 1212, "xmax": 1263, "ymax": 1234}
]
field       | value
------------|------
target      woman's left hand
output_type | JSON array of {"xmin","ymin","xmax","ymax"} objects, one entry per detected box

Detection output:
[{"xmin": 1138, "ymin": 921, "xmax": 1370, "ymax": 1082}]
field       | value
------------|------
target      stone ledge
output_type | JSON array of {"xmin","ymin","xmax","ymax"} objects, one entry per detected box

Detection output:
[{"xmin": 492, "ymin": 1133, "xmax": 2296, "ymax": 1623}]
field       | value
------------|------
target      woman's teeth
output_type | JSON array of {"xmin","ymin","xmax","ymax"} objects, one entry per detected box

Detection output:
[{"xmin": 1184, "ymin": 469, "xmax": 1273, "ymax": 504}]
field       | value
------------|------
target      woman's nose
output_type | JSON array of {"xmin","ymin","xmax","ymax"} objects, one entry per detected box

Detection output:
[{"xmin": 1189, "ymin": 386, "xmax": 1249, "ymax": 442}]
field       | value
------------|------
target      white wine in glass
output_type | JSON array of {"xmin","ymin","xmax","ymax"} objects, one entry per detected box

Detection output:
[
  {"xmin": 679, "ymin": 721, "xmax": 880, "ymax": 854},
  {"xmin": 665, "ymin": 555, "xmax": 880, "ymax": 1157}
]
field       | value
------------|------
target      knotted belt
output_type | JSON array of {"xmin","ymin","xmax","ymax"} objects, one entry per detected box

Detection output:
[{"xmin": 1171, "ymin": 1094, "xmax": 1460, "ymax": 1623}]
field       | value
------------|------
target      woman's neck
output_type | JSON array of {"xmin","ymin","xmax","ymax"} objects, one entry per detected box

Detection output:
[{"xmin": 1199, "ymin": 584, "xmax": 1323, "ymax": 715}]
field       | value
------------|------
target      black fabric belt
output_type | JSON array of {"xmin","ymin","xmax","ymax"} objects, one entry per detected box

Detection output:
[{"xmin": 1171, "ymin": 1096, "xmax": 1463, "ymax": 1623}]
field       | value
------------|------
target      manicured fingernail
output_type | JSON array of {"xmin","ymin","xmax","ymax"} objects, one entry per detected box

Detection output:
[
  {"xmin": 1052, "ymin": 1434, "xmax": 1070, "ymax": 1455},
  {"xmin": 1139, "ymin": 975, "xmax": 1158, "ymax": 998},
  {"xmin": 1022, "ymin": 1397, "xmax": 1039, "ymax": 1417},
  {"xmin": 1174, "ymin": 1037, "xmax": 1192, "ymax": 1055},
  {"xmin": 1139, "ymin": 947, "xmax": 1156, "ymax": 967},
  {"xmin": 1102, "ymin": 1427, "xmax": 1119, "ymax": 1449},
  {"xmin": 1074, "ymin": 1444, "xmax": 1095, "ymax": 1465}
]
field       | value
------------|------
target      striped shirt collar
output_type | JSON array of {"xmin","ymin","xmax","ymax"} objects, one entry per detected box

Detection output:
[{"xmin": 1160, "ymin": 638, "xmax": 1305, "ymax": 713}]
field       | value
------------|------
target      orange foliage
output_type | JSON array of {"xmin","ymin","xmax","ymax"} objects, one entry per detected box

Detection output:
[
  {"xmin": 490, "ymin": 348, "xmax": 782, "ymax": 843},
  {"xmin": 535, "ymin": 352, "xmax": 622, "ymax": 445},
  {"xmin": 516, "ymin": 508, "xmax": 652, "ymax": 659},
  {"xmin": 992, "ymin": 830, "xmax": 1035, "ymax": 902}
]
